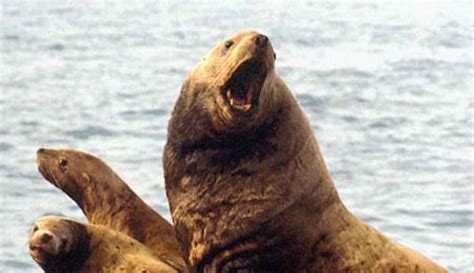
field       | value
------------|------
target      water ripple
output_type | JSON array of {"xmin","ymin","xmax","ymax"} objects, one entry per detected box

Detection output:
[{"xmin": 64, "ymin": 126, "xmax": 116, "ymax": 140}]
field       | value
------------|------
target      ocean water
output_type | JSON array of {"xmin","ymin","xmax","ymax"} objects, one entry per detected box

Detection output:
[{"xmin": 1, "ymin": 1, "xmax": 472, "ymax": 272}]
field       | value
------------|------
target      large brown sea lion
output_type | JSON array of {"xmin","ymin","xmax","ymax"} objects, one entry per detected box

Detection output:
[
  {"xmin": 36, "ymin": 148, "xmax": 187, "ymax": 272},
  {"xmin": 29, "ymin": 215, "xmax": 178, "ymax": 273},
  {"xmin": 163, "ymin": 29, "xmax": 449, "ymax": 272}
]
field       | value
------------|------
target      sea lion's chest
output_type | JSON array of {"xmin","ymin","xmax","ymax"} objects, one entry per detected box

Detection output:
[{"xmin": 165, "ymin": 143, "xmax": 313, "ymax": 272}]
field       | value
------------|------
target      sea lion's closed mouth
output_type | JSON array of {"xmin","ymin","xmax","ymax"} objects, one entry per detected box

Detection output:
[
  {"xmin": 38, "ymin": 165, "xmax": 58, "ymax": 187},
  {"xmin": 223, "ymin": 59, "xmax": 264, "ymax": 112},
  {"xmin": 38, "ymin": 166, "xmax": 51, "ymax": 182},
  {"xmin": 30, "ymin": 248, "xmax": 56, "ymax": 265}
]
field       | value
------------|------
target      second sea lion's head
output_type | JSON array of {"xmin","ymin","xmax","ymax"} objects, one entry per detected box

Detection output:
[
  {"xmin": 36, "ymin": 148, "xmax": 116, "ymax": 207},
  {"xmin": 177, "ymin": 29, "xmax": 277, "ymax": 134},
  {"xmin": 28, "ymin": 216, "xmax": 88, "ymax": 271},
  {"xmin": 29, "ymin": 216, "xmax": 74, "ymax": 265}
]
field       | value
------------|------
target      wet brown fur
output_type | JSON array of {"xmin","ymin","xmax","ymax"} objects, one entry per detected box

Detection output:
[
  {"xmin": 36, "ymin": 148, "xmax": 187, "ymax": 272},
  {"xmin": 29, "ymin": 216, "xmax": 179, "ymax": 273},
  {"xmin": 164, "ymin": 30, "xmax": 450, "ymax": 273}
]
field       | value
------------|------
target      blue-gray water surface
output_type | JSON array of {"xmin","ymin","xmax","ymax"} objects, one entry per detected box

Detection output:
[{"xmin": 1, "ymin": 1, "xmax": 472, "ymax": 272}]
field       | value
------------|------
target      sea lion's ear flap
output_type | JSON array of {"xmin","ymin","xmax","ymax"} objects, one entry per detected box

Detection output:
[{"xmin": 81, "ymin": 173, "xmax": 91, "ymax": 183}]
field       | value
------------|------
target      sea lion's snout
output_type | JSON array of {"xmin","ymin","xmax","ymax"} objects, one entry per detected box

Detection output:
[
  {"xmin": 36, "ymin": 148, "xmax": 47, "ymax": 164},
  {"xmin": 36, "ymin": 148, "xmax": 57, "ymax": 185},
  {"xmin": 255, "ymin": 33, "xmax": 268, "ymax": 48},
  {"xmin": 28, "ymin": 223, "xmax": 62, "ymax": 264},
  {"xmin": 36, "ymin": 147, "xmax": 72, "ymax": 188},
  {"xmin": 36, "ymin": 147, "xmax": 54, "ymax": 165},
  {"xmin": 37, "ymin": 147, "xmax": 64, "ymax": 157}
]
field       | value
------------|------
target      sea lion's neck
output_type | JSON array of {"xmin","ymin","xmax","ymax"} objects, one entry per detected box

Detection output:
[
  {"xmin": 78, "ymin": 172, "xmax": 140, "ymax": 228},
  {"xmin": 165, "ymin": 74, "xmax": 348, "ymax": 270},
  {"xmin": 77, "ymin": 170, "xmax": 186, "ymax": 271}
]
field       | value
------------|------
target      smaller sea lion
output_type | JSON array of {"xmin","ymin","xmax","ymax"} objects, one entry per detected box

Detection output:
[
  {"xmin": 36, "ymin": 148, "xmax": 187, "ymax": 272},
  {"xmin": 29, "ymin": 215, "xmax": 178, "ymax": 273}
]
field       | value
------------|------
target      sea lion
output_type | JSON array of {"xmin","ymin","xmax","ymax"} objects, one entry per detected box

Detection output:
[
  {"xmin": 29, "ymin": 215, "xmax": 178, "ymax": 273},
  {"xmin": 163, "ymin": 29, "xmax": 449, "ymax": 272},
  {"xmin": 36, "ymin": 148, "xmax": 187, "ymax": 272}
]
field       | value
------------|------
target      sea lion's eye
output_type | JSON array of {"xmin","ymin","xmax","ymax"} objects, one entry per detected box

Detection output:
[
  {"xmin": 224, "ymin": 40, "xmax": 234, "ymax": 49},
  {"xmin": 59, "ymin": 157, "xmax": 68, "ymax": 172}
]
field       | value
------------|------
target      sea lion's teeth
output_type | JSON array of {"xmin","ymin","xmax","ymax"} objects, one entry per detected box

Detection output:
[
  {"xmin": 242, "ymin": 104, "xmax": 251, "ymax": 111},
  {"xmin": 227, "ymin": 88, "xmax": 251, "ymax": 110},
  {"xmin": 232, "ymin": 103, "xmax": 252, "ymax": 111}
]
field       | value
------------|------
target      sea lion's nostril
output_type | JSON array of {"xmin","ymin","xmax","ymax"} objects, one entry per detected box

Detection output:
[
  {"xmin": 255, "ymin": 34, "xmax": 268, "ymax": 47},
  {"xmin": 41, "ymin": 233, "xmax": 53, "ymax": 243}
]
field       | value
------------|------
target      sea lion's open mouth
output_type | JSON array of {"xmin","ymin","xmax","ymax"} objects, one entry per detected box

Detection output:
[{"xmin": 222, "ymin": 59, "xmax": 265, "ymax": 112}]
